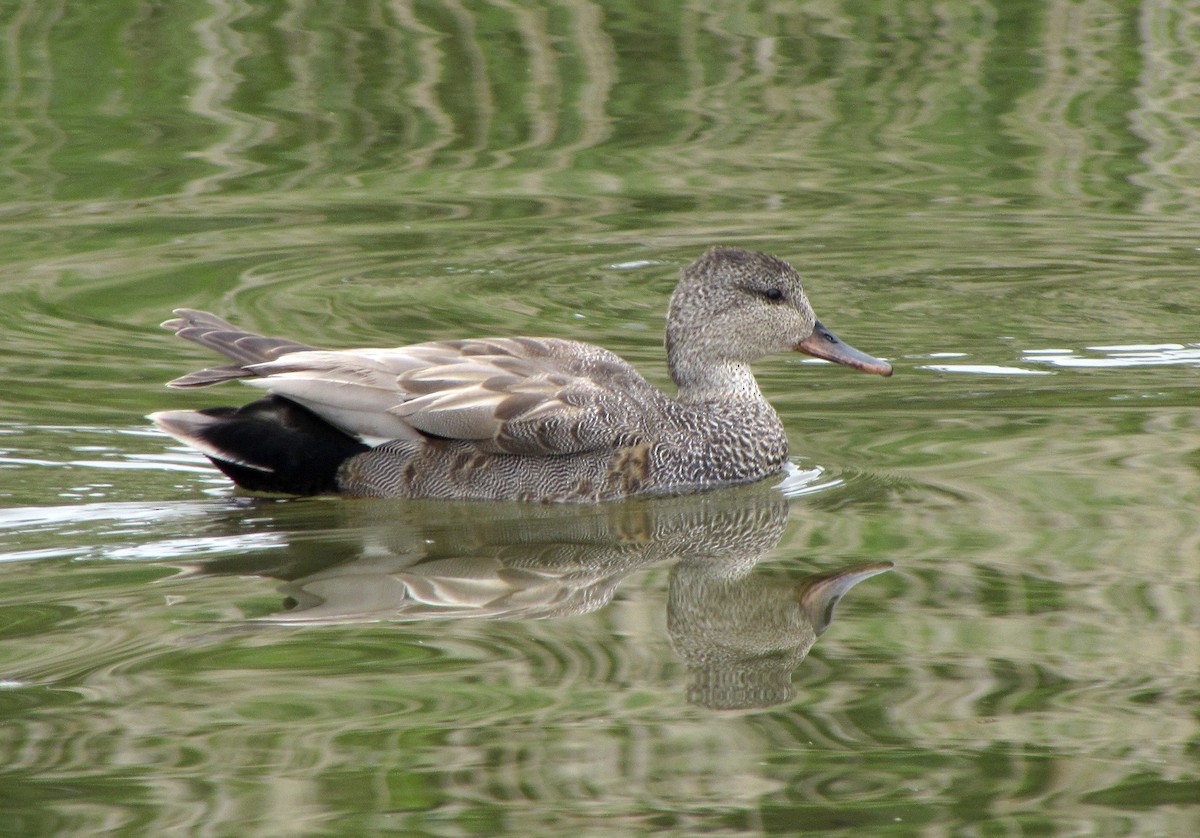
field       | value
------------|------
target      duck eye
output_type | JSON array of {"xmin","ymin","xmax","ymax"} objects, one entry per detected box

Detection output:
[{"xmin": 761, "ymin": 288, "xmax": 784, "ymax": 302}]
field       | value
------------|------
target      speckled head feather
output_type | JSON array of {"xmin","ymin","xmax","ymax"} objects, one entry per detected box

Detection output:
[{"xmin": 666, "ymin": 246, "xmax": 817, "ymax": 396}]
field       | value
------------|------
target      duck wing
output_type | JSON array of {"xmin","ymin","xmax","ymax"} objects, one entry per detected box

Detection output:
[
  {"xmin": 163, "ymin": 309, "xmax": 317, "ymax": 387},
  {"xmin": 244, "ymin": 338, "xmax": 663, "ymax": 455},
  {"xmin": 162, "ymin": 306, "xmax": 664, "ymax": 456}
]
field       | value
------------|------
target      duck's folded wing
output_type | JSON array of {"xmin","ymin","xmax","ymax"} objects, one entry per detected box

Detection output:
[
  {"xmin": 243, "ymin": 337, "xmax": 661, "ymax": 455},
  {"xmin": 163, "ymin": 309, "xmax": 318, "ymax": 387}
]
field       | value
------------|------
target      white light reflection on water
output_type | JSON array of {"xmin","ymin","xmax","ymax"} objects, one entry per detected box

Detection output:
[
  {"xmin": 918, "ymin": 363, "xmax": 1054, "ymax": 375},
  {"xmin": 103, "ymin": 532, "xmax": 287, "ymax": 562},
  {"xmin": 1023, "ymin": 343, "xmax": 1200, "ymax": 368}
]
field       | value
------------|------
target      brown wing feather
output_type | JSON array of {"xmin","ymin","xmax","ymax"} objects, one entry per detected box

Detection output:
[
  {"xmin": 163, "ymin": 311, "xmax": 663, "ymax": 454},
  {"xmin": 247, "ymin": 337, "xmax": 661, "ymax": 454},
  {"xmin": 163, "ymin": 309, "xmax": 317, "ymax": 387}
]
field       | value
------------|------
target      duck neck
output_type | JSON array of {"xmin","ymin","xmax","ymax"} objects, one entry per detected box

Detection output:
[{"xmin": 669, "ymin": 354, "xmax": 766, "ymax": 405}]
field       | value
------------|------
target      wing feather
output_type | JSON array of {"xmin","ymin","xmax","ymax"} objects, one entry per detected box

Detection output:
[{"xmin": 234, "ymin": 337, "xmax": 662, "ymax": 455}]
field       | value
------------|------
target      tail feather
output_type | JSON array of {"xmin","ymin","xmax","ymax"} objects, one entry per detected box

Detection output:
[
  {"xmin": 151, "ymin": 396, "xmax": 370, "ymax": 495},
  {"xmin": 162, "ymin": 309, "xmax": 317, "ymax": 388}
]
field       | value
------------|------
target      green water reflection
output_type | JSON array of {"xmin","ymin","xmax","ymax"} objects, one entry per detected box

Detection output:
[
  {"xmin": 172, "ymin": 491, "xmax": 891, "ymax": 710},
  {"xmin": 1, "ymin": 0, "xmax": 1199, "ymax": 835}
]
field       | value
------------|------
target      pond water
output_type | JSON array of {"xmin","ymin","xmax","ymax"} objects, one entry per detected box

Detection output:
[{"xmin": 1, "ymin": 1, "xmax": 1198, "ymax": 835}]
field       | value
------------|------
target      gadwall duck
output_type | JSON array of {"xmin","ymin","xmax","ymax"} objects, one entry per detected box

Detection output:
[{"xmin": 151, "ymin": 247, "xmax": 892, "ymax": 501}]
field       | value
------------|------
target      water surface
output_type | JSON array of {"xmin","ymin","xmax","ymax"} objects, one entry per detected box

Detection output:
[{"xmin": 1, "ymin": 1, "xmax": 1198, "ymax": 835}]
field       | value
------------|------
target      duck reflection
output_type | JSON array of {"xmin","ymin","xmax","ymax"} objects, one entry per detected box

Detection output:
[
  {"xmin": 179, "ymin": 483, "xmax": 890, "ymax": 708},
  {"xmin": 669, "ymin": 556, "xmax": 890, "ymax": 709}
]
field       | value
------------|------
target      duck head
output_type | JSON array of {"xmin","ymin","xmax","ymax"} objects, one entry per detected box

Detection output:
[{"xmin": 666, "ymin": 247, "xmax": 893, "ymax": 387}]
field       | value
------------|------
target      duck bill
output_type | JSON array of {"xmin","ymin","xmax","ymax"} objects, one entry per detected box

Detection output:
[
  {"xmin": 798, "ymin": 561, "xmax": 894, "ymax": 635},
  {"xmin": 796, "ymin": 320, "xmax": 893, "ymax": 377}
]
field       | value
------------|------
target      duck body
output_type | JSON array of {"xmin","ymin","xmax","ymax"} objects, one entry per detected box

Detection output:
[
  {"xmin": 334, "ymin": 340, "xmax": 791, "ymax": 501},
  {"xmin": 151, "ymin": 247, "xmax": 891, "ymax": 502}
]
